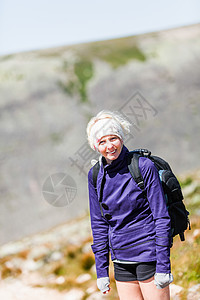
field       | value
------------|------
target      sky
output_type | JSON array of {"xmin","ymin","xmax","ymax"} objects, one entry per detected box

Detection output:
[{"xmin": 0, "ymin": 0, "xmax": 200, "ymax": 56}]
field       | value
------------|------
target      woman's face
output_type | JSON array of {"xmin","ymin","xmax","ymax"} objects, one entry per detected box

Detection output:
[{"xmin": 97, "ymin": 135, "xmax": 123, "ymax": 164}]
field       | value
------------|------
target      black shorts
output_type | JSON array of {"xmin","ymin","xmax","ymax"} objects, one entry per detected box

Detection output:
[{"xmin": 114, "ymin": 261, "xmax": 156, "ymax": 282}]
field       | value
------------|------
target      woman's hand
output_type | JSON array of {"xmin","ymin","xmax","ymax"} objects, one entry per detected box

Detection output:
[
  {"xmin": 154, "ymin": 273, "xmax": 174, "ymax": 289},
  {"xmin": 97, "ymin": 277, "xmax": 110, "ymax": 293}
]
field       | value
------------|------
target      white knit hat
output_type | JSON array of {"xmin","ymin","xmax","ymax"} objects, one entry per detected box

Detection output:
[{"xmin": 86, "ymin": 110, "xmax": 132, "ymax": 151}]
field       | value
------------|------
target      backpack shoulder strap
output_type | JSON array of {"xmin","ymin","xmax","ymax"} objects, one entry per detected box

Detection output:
[
  {"xmin": 127, "ymin": 152, "xmax": 145, "ymax": 191},
  {"xmin": 92, "ymin": 161, "xmax": 100, "ymax": 190}
]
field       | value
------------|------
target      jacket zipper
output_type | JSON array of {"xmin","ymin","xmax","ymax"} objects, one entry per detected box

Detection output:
[
  {"xmin": 99, "ymin": 168, "xmax": 117, "ymax": 258},
  {"xmin": 98, "ymin": 168, "xmax": 106, "ymax": 218}
]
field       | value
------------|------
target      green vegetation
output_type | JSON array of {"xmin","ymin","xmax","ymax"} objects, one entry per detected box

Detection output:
[
  {"xmin": 180, "ymin": 175, "xmax": 200, "ymax": 216},
  {"xmin": 81, "ymin": 252, "xmax": 95, "ymax": 270},
  {"xmin": 49, "ymin": 132, "xmax": 63, "ymax": 144},
  {"xmin": 37, "ymin": 51, "xmax": 62, "ymax": 58},
  {"xmin": 53, "ymin": 264, "xmax": 67, "ymax": 276},
  {"xmin": 186, "ymin": 194, "xmax": 200, "ymax": 216},
  {"xmin": 58, "ymin": 58, "xmax": 94, "ymax": 103},
  {"xmin": 171, "ymin": 232, "xmax": 200, "ymax": 288},
  {"xmin": 58, "ymin": 35, "xmax": 146, "ymax": 102},
  {"xmin": 78, "ymin": 35, "xmax": 147, "ymax": 67},
  {"xmin": 74, "ymin": 59, "xmax": 94, "ymax": 103},
  {"xmin": 89, "ymin": 43, "xmax": 146, "ymax": 68},
  {"xmin": 0, "ymin": 70, "xmax": 24, "ymax": 82},
  {"xmin": 180, "ymin": 176, "xmax": 193, "ymax": 188},
  {"xmin": 0, "ymin": 54, "xmax": 14, "ymax": 61},
  {"xmin": 102, "ymin": 46, "xmax": 146, "ymax": 68},
  {"xmin": 58, "ymin": 80, "xmax": 76, "ymax": 97},
  {"xmin": 169, "ymin": 171, "xmax": 200, "ymax": 298}
]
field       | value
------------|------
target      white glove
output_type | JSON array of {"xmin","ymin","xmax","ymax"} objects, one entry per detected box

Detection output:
[
  {"xmin": 97, "ymin": 277, "xmax": 110, "ymax": 293},
  {"xmin": 154, "ymin": 273, "xmax": 173, "ymax": 289}
]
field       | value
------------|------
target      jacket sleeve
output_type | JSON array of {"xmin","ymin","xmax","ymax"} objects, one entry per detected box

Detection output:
[
  {"xmin": 140, "ymin": 158, "xmax": 171, "ymax": 273},
  {"xmin": 88, "ymin": 168, "xmax": 110, "ymax": 278}
]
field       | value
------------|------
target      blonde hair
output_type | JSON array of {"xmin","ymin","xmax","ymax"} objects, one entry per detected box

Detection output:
[{"xmin": 86, "ymin": 110, "xmax": 132, "ymax": 150}]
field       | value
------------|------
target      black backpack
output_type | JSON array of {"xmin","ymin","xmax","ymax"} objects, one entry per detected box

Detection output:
[{"xmin": 92, "ymin": 148, "xmax": 191, "ymax": 246}]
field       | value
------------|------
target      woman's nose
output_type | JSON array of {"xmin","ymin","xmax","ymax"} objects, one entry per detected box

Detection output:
[{"xmin": 106, "ymin": 141, "xmax": 114, "ymax": 150}]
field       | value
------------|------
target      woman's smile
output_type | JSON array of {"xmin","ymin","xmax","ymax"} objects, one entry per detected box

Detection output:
[{"xmin": 107, "ymin": 149, "xmax": 116, "ymax": 154}]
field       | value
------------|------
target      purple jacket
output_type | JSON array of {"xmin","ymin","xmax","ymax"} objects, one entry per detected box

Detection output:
[{"xmin": 88, "ymin": 145, "xmax": 171, "ymax": 278}]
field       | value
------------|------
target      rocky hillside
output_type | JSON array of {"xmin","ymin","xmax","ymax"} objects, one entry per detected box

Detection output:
[{"xmin": 0, "ymin": 23, "xmax": 200, "ymax": 244}]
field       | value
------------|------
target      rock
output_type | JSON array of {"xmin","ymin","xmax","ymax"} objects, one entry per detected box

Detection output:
[
  {"xmin": 188, "ymin": 284, "xmax": 200, "ymax": 293},
  {"xmin": 86, "ymin": 285, "xmax": 97, "ymax": 295},
  {"xmin": 55, "ymin": 276, "xmax": 65, "ymax": 285},
  {"xmin": 76, "ymin": 273, "xmax": 91, "ymax": 284},
  {"xmin": 170, "ymin": 284, "xmax": 183, "ymax": 299},
  {"xmin": 5, "ymin": 258, "xmax": 24, "ymax": 269},
  {"xmin": 187, "ymin": 284, "xmax": 200, "ymax": 300},
  {"xmin": 193, "ymin": 229, "xmax": 200, "ymax": 240},
  {"xmin": 82, "ymin": 242, "xmax": 92, "ymax": 253},
  {"xmin": 21, "ymin": 259, "xmax": 44, "ymax": 272},
  {"xmin": 91, "ymin": 264, "xmax": 96, "ymax": 274},
  {"xmin": 4, "ymin": 257, "xmax": 44, "ymax": 274},
  {"xmin": 19, "ymin": 272, "xmax": 47, "ymax": 286},
  {"xmin": 49, "ymin": 251, "xmax": 63, "ymax": 262},
  {"xmin": 63, "ymin": 288, "xmax": 84, "ymax": 300},
  {"xmin": 87, "ymin": 291, "xmax": 108, "ymax": 300},
  {"xmin": 0, "ymin": 242, "xmax": 28, "ymax": 258},
  {"xmin": 0, "ymin": 280, "xmax": 72, "ymax": 300},
  {"xmin": 28, "ymin": 245, "xmax": 50, "ymax": 260}
]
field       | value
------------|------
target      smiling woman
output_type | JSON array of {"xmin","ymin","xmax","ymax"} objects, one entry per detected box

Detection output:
[{"xmin": 86, "ymin": 110, "xmax": 173, "ymax": 300}]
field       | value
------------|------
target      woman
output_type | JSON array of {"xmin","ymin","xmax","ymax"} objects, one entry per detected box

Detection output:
[{"xmin": 86, "ymin": 110, "xmax": 173, "ymax": 300}]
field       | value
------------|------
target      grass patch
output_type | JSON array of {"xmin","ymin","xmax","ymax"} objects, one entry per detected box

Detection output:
[
  {"xmin": 58, "ymin": 80, "xmax": 76, "ymax": 97},
  {"xmin": 180, "ymin": 176, "xmax": 193, "ymax": 188},
  {"xmin": 74, "ymin": 59, "xmax": 94, "ymax": 102},
  {"xmin": 171, "ymin": 220, "xmax": 200, "ymax": 288},
  {"xmin": 184, "ymin": 190, "xmax": 200, "ymax": 216},
  {"xmin": 53, "ymin": 265, "xmax": 67, "ymax": 276},
  {"xmin": 58, "ymin": 36, "xmax": 146, "ymax": 102},
  {"xmin": 49, "ymin": 132, "xmax": 63, "ymax": 144},
  {"xmin": 187, "ymin": 199, "xmax": 200, "ymax": 216},
  {"xmin": 0, "ymin": 54, "xmax": 14, "ymax": 61},
  {"xmin": 96, "ymin": 45, "xmax": 146, "ymax": 68},
  {"xmin": 80, "ymin": 252, "xmax": 95, "ymax": 271},
  {"xmin": 58, "ymin": 58, "xmax": 94, "ymax": 103},
  {"xmin": 76, "ymin": 35, "xmax": 147, "ymax": 68}
]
